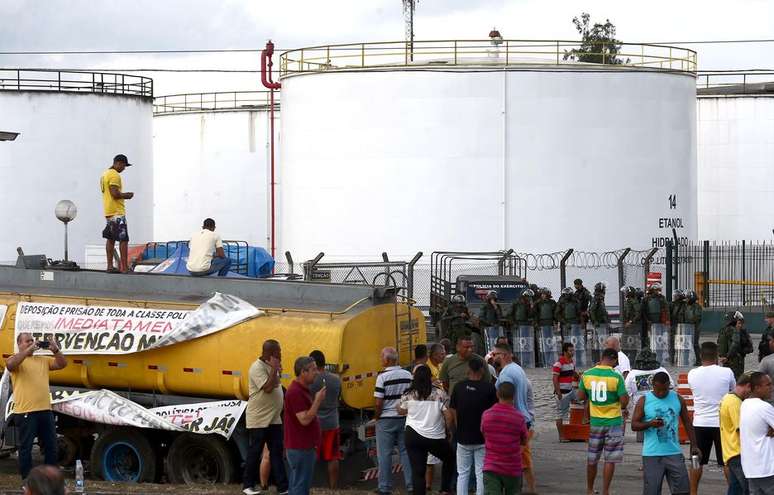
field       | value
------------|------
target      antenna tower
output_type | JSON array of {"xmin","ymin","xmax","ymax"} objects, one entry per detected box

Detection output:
[{"xmin": 403, "ymin": 0, "xmax": 417, "ymax": 60}]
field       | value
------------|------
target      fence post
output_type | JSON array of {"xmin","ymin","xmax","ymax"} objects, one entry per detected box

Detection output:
[
  {"xmin": 703, "ymin": 241, "xmax": 710, "ymax": 307},
  {"xmin": 560, "ymin": 249, "xmax": 574, "ymax": 289},
  {"xmin": 285, "ymin": 251, "xmax": 294, "ymax": 275},
  {"xmin": 498, "ymin": 249, "xmax": 515, "ymax": 275},
  {"xmin": 407, "ymin": 252, "xmax": 423, "ymax": 300},
  {"xmin": 665, "ymin": 240, "xmax": 673, "ymax": 302},
  {"xmin": 643, "ymin": 248, "xmax": 658, "ymax": 289},
  {"xmin": 742, "ymin": 240, "xmax": 746, "ymax": 306},
  {"xmin": 617, "ymin": 248, "xmax": 631, "ymax": 315}
]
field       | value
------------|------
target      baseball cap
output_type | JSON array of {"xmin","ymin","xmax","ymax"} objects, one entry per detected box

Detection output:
[{"xmin": 113, "ymin": 154, "xmax": 132, "ymax": 166}]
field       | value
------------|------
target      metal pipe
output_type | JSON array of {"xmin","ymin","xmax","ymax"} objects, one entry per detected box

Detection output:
[
  {"xmin": 285, "ymin": 251, "xmax": 294, "ymax": 275},
  {"xmin": 643, "ymin": 248, "xmax": 659, "ymax": 289},
  {"xmin": 560, "ymin": 249, "xmax": 574, "ymax": 289},
  {"xmin": 261, "ymin": 41, "xmax": 281, "ymax": 260},
  {"xmin": 407, "ymin": 252, "xmax": 423, "ymax": 300},
  {"xmin": 616, "ymin": 248, "xmax": 631, "ymax": 317}
]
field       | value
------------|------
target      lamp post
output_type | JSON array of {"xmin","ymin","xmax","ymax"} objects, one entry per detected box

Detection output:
[{"xmin": 54, "ymin": 200, "xmax": 78, "ymax": 262}]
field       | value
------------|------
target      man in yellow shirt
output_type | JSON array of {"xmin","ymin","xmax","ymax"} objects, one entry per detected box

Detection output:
[
  {"xmin": 6, "ymin": 333, "xmax": 67, "ymax": 479},
  {"xmin": 100, "ymin": 154, "xmax": 134, "ymax": 273},
  {"xmin": 719, "ymin": 372, "xmax": 752, "ymax": 494}
]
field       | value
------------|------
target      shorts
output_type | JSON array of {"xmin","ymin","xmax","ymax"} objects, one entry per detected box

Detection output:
[
  {"xmin": 642, "ymin": 454, "xmax": 690, "ymax": 495},
  {"xmin": 749, "ymin": 475, "xmax": 774, "ymax": 495},
  {"xmin": 694, "ymin": 426, "xmax": 723, "ymax": 466},
  {"xmin": 555, "ymin": 389, "xmax": 576, "ymax": 421},
  {"xmin": 521, "ymin": 429, "xmax": 533, "ymax": 469},
  {"xmin": 587, "ymin": 425, "xmax": 624, "ymax": 464},
  {"xmin": 102, "ymin": 215, "xmax": 129, "ymax": 242},
  {"xmin": 316, "ymin": 428, "xmax": 341, "ymax": 462}
]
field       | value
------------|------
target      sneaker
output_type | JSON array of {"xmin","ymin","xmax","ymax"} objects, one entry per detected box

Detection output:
[{"xmin": 242, "ymin": 488, "xmax": 261, "ymax": 495}]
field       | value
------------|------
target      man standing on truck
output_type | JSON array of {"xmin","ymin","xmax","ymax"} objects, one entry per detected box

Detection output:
[
  {"xmin": 284, "ymin": 356, "xmax": 326, "ymax": 495},
  {"xmin": 100, "ymin": 154, "xmax": 134, "ymax": 273},
  {"xmin": 309, "ymin": 350, "xmax": 342, "ymax": 489},
  {"xmin": 186, "ymin": 218, "xmax": 232, "ymax": 277},
  {"xmin": 243, "ymin": 340, "xmax": 288, "ymax": 495},
  {"xmin": 6, "ymin": 334, "xmax": 67, "ymax": 479}
]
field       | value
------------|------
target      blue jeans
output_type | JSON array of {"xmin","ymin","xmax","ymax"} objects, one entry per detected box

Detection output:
[
  {"xmin": 376, "ymin": 418, "xmax": 413, "ymax": 493},
  {"xmin": 457, "ymin": 443, "xmax": 485, "ymax": 495},
  {"xmin": 16, "ymin": 410, "xmax": 57, "ymax": 479},
  {"xmin": 286, "ymin": 448, "xmax": 316, "ymax": 495},
  {"xmin": 190, "ymin": 257, "xmax": 232, "ymax": 277},
  {"xmin": 726, "ymin": 455, "xmax": 748, "ymax": 495}
]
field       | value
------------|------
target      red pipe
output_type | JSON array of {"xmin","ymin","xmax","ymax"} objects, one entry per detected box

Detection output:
[{"xmin": 261, "ymin": 41, "xmax": 281, "ymax": 260}]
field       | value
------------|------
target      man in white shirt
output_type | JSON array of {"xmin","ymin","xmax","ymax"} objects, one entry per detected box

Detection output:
[
  {"xmin": 624, "ymin": 348, "xmax": 675, "ymax": 416},
  {"xmin": 186, "ymin": 218, "xmax": 231, "ymax": 277},
  {"xmin": 740, "ymin": 371, "xmax": 774, "ymax": 493},
  {"xmin": 688, "ymin": 342, "xmax": 736, "ymax": 494},
  {"xmin": 606, "ymin": 335, "xmax": 631, "ymax": 379}
]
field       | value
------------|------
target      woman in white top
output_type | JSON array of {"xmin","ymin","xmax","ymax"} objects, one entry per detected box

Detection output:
[{"xmin": 398, "ymin": 365, "xmax": 455, "ymax": 495}]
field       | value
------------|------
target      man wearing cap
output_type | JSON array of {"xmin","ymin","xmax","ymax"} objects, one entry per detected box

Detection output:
[{"xmin": 100, "ymin": 154, "xmax": 134, "ymax": 273}]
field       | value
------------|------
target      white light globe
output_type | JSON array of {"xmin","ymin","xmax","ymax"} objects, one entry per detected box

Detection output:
[{"xmin": 54, "ymin": 200, "xmax": 77, "ymax": 223}]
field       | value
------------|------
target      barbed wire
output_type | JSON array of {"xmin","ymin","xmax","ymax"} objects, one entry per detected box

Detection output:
[{"xmin": 514, "ymin": 248, "xmax": 661, "ymax": 271}]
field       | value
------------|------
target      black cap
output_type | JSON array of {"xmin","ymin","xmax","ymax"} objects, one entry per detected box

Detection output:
[{"xmin": 113, "ymin": 154, "xmax": 132, "ymax": 166}]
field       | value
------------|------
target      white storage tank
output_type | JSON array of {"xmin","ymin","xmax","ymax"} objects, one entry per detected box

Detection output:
[
  {"xmin": 277, "ymin": 40, "xmax": 698, "ymax": 261},
  {"xmin": 697, "ymin": 79, "xmax": 774, "ymax": 240},
  {"xmin": 152, "ymin": 91, "xmax": 276, "ymax": 247},
  {"xmin": 0, "ymin": 69, "xmax": 153, "ymax": 263}
]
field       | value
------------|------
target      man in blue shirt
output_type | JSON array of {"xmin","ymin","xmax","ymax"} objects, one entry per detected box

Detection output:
[
  {"xmin": 492, "ymin": 343, "xmax": 535, "ymax": 492},
  {"xmin": 631, "ymin": 371, "xmax": 700, "ymax": 495}
]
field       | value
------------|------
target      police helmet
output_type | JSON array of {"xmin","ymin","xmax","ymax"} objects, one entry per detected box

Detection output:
[
  {"xmin": 733, "ymin": 310, "xmax": 744, "ymax": 321},
  {"xmin": 522, "ymin": 289, "xmax": 534, "ymax": 298},
  {"xmin": 487, "ymin": 290, "xmax": 498, "ymax": 300},
  {"xmin": 529, "ymin": 283, "xmax": 539, "ymax": 292},
  {"xmin": 620, "ymin": 286, "xmax": 630, "ymax": 295},
  {"xmin": 561, "ymin": 287, "xmax": 573, "ymax": 295},
  {"xmin": 686, "ymin": 290, "xmax": 697, "ymax": 302},
  {"xmin": 541, "ymin": 287, "xmax": 552, "ymax": 296},
  {"xmin": 594, "ymin": 281, "xmax": 607, "ymax": 292},
  {"xmin": 651, "ymin": 283, "xmax": 662, "ymax": 291},
  {"xmin": 635, "ymin": 288, "xmax": 645, "ymax": 299},
  {"xmin": 673, "ymin": 289, "xmax": 685, "ymax": 299},
  {"xmin": 451, "ymin": 294, "xmax": 465, "ymax": 304}
]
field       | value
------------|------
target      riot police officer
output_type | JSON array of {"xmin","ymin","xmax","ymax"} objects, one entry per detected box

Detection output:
[
  {"xmin": 556, "ymin": 287, "xmax": 580, "ymax": 339},
  {"xmin": 479, "ymin": 290, "xmax": 504, "ymax": 328},
  {"xmin": 759, "ymin": 311, "xmax": 774, "ymax": 362},
  {"xmin": 620, "ymin": 286, "xmax": 641, "ymax": 327},
  {"xmin": 534, "ymin": 287, "xmax": 558, "ymax": 327},
  {"xmin": 440, "ymin": 294, "xmax": 471, "ymax": 343},
  {"xmin": 718, "ymin": 311, "xmax": 753, "ymax": 379},
  {"xmin": 589, "ymin": 282, "xmax": 609, "ymax": 326},
  {"xmin": 509, "ymin": 289, "xmax": 535, "ymax": 327},
  {"xmin": 682, "ymin": 290, "xmax": 703, "ymax": 366},
  {"xmin": 643, "ymin": 283, "xmax": 669, "ymax": 326},
  {"xmin": 574, "ymin": 278, "xmax": 592, "ymax": 326}
]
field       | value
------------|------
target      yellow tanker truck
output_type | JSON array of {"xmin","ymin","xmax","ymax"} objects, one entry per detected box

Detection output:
[{"xmin": 0, "ymin": 256, "xmax": 424, "ymax": 484}]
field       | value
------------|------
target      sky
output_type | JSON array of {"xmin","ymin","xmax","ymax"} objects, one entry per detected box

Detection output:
[{"xmin": 1, "ymin": 0, "xmax": 773, "ymax": 95}]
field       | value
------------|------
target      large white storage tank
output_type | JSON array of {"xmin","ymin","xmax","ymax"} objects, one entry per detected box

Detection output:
[
  {"xmin": 697, "ymin": 79, "xmax": 774, "ymax": 240},
  {"xmin": 277, "ymin": 40, "xmax": 698, "ymax": 262},
  {"xmin": 152, "ymin": 91, "xmax": 276, "ymax": 247},
  {"xmin": 0, "ymin": 69, "xmax": 153, "ymax": 263}
]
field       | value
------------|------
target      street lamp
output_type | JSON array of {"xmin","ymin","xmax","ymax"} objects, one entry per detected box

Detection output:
[
  {"xmin": 0, "ymin": 131, "xmax": 20, "ymax": 141},
  {"xmin": 54, "ymin": 200, "xmax": 77, "ymax": 262}
]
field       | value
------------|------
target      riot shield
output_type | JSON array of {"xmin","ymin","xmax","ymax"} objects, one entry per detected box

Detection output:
[
  {"xmin": 514, "ymin": 325, "xmax": 536, "ymax": 368},
  {"xmin": 567, "ymin": 324, "xmax": 587, "ymax": 369},
  {"xmin": 650, "ymin": 323, "xmax": 670, "ymax": 365},
  {"xmin": 539, "ymin": 325, "xmax": 559, "ymax": 368},
  {"xmin": 674, "ymin": 323, "xmax": 695, "ymax": 367},
  {"xmin": 620, "ymin": 325, "xmax": 641, "ymax": 363},
  {"xmin": 589, "ymin": 323, "xmax": 609, "ymax": 364}
]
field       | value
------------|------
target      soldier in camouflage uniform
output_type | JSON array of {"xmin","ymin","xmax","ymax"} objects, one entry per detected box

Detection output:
[
  {"xmin": 478, "ymin": 290, "xmax": 504, "ymax": 328},
  {"xmin": 556, "ymin": 287, "xmax": 580, "ymax": 340},
  {"xmin": 668, "ymin": 289, "xmax": 686, "ymax": 364},
  {"xmin": 574, "ymin": 278, "xmax": 592, "ymax": 326},
  {"xmin": 440, "ymin": 294, "xmax": 471, "ymax": 344},
  {"xmin": 759, "ymin": 311, "xmax": 774, "ymax": 362},
  {"xmin": 508, "ymin": 289, "xmax": 535, "ymax": 327},
  {"xmin": 589, "ymin": 282, "xmax": 609, "ymax": 326},
  {"xmin": 717, "ymin": 311, "xmax": 753, "ymax": 379},
  {"xmin": 682, "ymin": 290, "xmax": 703, "ymax": 366},
  {"xmin": 642, "ymin": 283, "xmax": 669, "ymax": 348},
  {"xmin": 534, "ymin": 288, "xmax": 558, "ymax": 327},
  {"xmin": 621, "ymin": 286, "xmax": 641, "ymax": 327}
]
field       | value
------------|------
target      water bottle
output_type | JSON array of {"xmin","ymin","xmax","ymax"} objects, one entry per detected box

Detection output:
[{"xmin": 75, "ymin": 459, "xmax": 84, "ymax": 493}]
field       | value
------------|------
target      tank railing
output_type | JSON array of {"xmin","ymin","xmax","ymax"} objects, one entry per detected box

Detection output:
[
  {"xmin": 153, "ymin": 91, "xmax": 278, "ymax": 115},
  {"xmin": 0, "ymin": 69, "xmax": 152, "ymax": 97},
  {"xmin": 696, "ymin": 70, "xmax": 774, "ymax": 94},
  {"xmin": 279, "ymin": 40, "xmax": 697, "ymax": 77}
]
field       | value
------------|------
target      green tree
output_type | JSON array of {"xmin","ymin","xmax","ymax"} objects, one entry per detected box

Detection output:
[{"xmin": 563, "ymin": 12, "xmax": 629, "ymax": 65}]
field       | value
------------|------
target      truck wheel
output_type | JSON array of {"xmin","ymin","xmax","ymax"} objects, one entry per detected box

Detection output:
[
  {"xmin": 56, "ymin": 435, "xmax": 78, "ymax": 467},
  {"xmin": 166, "ymin": 434, "xmax": 235, "ymax": 484},
  {"xmin": 90, "ymin": 429, "xmax": 157, "ymax": 483}
]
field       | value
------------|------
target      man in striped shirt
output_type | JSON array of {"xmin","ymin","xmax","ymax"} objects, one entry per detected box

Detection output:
[
  {"xmin": 577, "ymin": 348, "xmax": 629, "ymax": 495},
  {"xmin": 374, "ymin": 347, "xmax": 413, "ymax": 495},
  {"xmin": 553, "ymin": 342, "xmax": 577, "ymax": 442}
]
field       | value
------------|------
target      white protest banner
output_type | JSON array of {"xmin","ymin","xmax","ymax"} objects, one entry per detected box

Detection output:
[
  {"xmin": 3, "ymin": 385, "xmax": 246, "ymax": 440},
  {"xmin": 150, "ymin": 400, "xmax": 247, "ymax": 439},
  {"xmin": 0, "ymin": 305, "xmax": 7, "ymax": 329},
  {"xmin": 14, "ymin": 292, "xmax": 262, "ymax": 355}
]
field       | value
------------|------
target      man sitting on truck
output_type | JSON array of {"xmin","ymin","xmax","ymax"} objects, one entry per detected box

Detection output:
[
  {"xmin": 6, "ymin": 334, "xmax": 67, "ymax": 480},
  {"xmin": 186, "ymin": 218, "xmax": 232, "ymax": 277}
]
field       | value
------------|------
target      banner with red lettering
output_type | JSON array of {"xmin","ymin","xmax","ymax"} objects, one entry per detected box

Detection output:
[{"xmin": 13, "ymin": 292, "xmax": 262, "ymax": 355}]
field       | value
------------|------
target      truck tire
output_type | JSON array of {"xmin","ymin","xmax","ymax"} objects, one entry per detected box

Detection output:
[
  {"xmin": 166, "ymin": 433, "xmax": 235, "ymax": 484},
  {"xmin": 90, "ymin": 429, "xmax": 157, "ymax": 483}
]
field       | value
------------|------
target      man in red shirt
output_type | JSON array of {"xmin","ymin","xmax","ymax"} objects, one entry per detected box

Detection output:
[
  {"xmin": 553, "ymin": 342, "xmax": 578, "ymax": 442},
  {"xmin": 284, "ymin": 356, "xmax": 326, "ymax": 495},
  {"xmin": 481, "ymin": 381, "xmax": 528, "ymax": 495}
]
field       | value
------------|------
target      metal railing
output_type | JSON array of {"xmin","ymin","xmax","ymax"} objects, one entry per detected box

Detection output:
[
  {"xmin": 153, "ymin": 91, "xmax": 277, "ymax": 115},
  {"xmin": 0, "ymin": 69, "xmax": 152, "ymax": 97},
  {"xmin": 280, "ymin": 40, "xmax": 697, "ymax": 77},
  {"xmin": 696, "ymin": 70, "xmax": 774, "ymax": 95}
]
